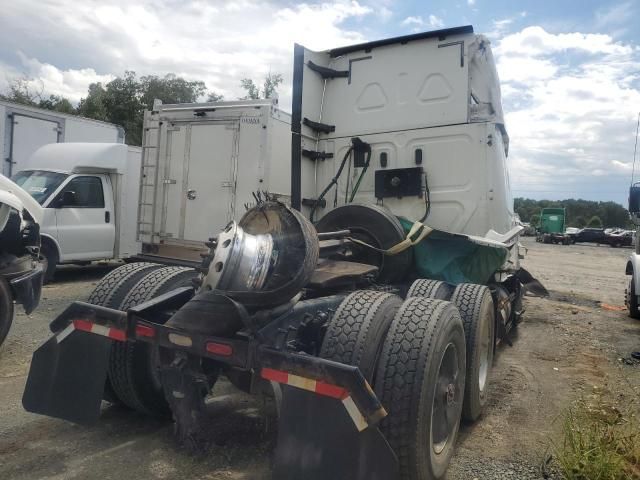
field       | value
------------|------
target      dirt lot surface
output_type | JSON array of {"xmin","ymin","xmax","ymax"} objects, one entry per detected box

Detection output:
[{"xmin": 1, "ymin": 238, "xmax": 639, "ymax": 480}]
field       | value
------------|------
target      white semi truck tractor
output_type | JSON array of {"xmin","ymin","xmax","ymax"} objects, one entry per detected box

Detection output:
[
  {"xmin": 625, "ymin": 185, "xmax": 640, "ymax": 318},
  {"xmin": 22, "ymin": 26, "xmax": 545, "ymax": 480}
]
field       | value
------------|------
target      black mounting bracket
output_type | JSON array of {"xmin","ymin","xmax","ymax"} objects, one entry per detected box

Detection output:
[
  {"xmin": 307, "ymin": 61, "xmax": 349, "ymax": 79},
  {"xmin": 302, "ymin": 149, "xmax": 334, "ymax": 161},
  {"xmin": 303, "ymin": 117, "xmax": 336, "ymax": 134},
  {"xmin": 302, "ymin": 198, "xmax": 327, "ymax": 209}
]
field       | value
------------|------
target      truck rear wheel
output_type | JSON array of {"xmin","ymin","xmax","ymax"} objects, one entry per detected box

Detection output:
[
  {"xmin": 407, "ymin": 279, "xmax": 453, "ymax": 301},
  {"xmin": 628, "ymin": 278, "xmax": 640, "ymax": 319},
  {"xmin": 0, "ymin": 278, "xmax": 15, "ymax": 347},
  {"xmin": 450, "ymin": 283, "xmax": 495, "ymax": 422},
  {"xmin": 319, "ymin": 290, "xmax": 402, "ymax": 381},
  {"xmin": 39, "ymin": 240, "xmax": 58, "ymax": 284},
  {"xmin": 109, "ymin": 266, "xmax": 197, "ymax": 417},
  {"xmin": 376, "ymin": 297, "xmax": 466, "ymax": 480},
  {"xmin": 87, "ymin": 262, "xmax": 164, "ymax": 403}
]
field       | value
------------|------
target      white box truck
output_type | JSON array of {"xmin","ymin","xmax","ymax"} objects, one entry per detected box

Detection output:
[
  {"xmin": 12, "ymin": 143, "xmax": 141, "ymax": 281},
  {"xmin": 0, "ymin": 100, "xmax": 125, "ymax": 177},
  {"xmin": 12, "ymin": 99, "xmax": 291, "ymax": 279}
]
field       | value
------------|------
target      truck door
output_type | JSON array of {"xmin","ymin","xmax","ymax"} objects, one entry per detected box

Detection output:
[
  {"xmin": 181, "ymin": 123, "xmax": 238, "ymax": 242},
  {"xmin": 50, "ymin": 174, "xmax": 116, "ymax": 261},
  {"xmin": 8, "ymin": 115, "xmax": 59, "ymax": 176}
]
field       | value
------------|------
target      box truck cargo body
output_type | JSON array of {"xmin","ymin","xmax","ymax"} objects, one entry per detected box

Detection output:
[
  {"xmin": 137, "ymin": 99, "xmax": 291, "ymax": 263},
  {"xmin": 0, "ymin": 100, "xmax": 124, "ymax": 177}
]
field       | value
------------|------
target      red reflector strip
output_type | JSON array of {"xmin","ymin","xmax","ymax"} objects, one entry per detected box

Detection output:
[
  {"xmin": 260, "ymin": 368, "xmax": 347, "ymax": 399},
  {"xmin": 260, "ymin": 367, "xmax": 367, "ymax": 431},
  {"xmin": 72, "ymin": 319, "xmax": 126, "ymax": 342},
  {"xmin": 135, "ymin": 324, "xmax": 156, "ymax": 338},
  {"xmin": 73, "ymin": 319, "xmax": 94, "ymax": 332},
  {"xmin": 205, "ymin": 342, "xmax": 233, "ymax": 356},
  {"xmin": 261, "ymin": 367, "xmax": 289, "ymax": 384},
  {"xmin": 108, "ymin": 329, "xmax": 127, "ymax": 341},
  {"xmin": 315, "ymin": 381, "xmax": 348, "ymax": 400}
]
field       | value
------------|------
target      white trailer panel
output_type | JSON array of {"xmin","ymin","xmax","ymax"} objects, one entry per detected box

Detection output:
[
  {"xmin": 137, "ymin": 100, "xmax": 291, "ymax": 262},
  {"xmin": 0, "ymin": 100, "xmax": 124, "ymax": 177}
]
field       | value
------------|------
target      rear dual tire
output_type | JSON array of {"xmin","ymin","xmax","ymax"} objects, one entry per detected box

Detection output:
[
  {"xmin": 87, "ymin": 262, "xmax": 197, "ymax": 416},
  {"xmin": 376, "ymin": 297, "xmax": 466, "ymax": 480},
  {"xmin": 322, "ymin": 291, "xmax": 466, "ymax": 480},
  {"xmin": 408, "ymin": 279, "xmax": 495, "ymax": 423},
  {"xmin": 450, "ymin": 283, "xmax": 495, "ymax": 422},
  {"xmin": 407, "ymin": 279, "xmax": 453, "ymax": 301}
]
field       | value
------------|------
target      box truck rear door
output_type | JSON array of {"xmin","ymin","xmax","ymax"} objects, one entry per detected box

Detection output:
[
  {"xmin": 10, "ymin": 115, "xmax": 59, "ymax": 176},
  {"xmin": 181, "ymin": 123, "xmax": 238, "ymax": 242}
]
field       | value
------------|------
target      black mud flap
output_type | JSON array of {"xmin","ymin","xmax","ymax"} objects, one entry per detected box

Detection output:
[
  {"xmin": 10, "ymin": 263, "xmax": 44, "ymax": 314},
  {"xmin": 517, "ymin": 267, "xmax": 549, "ymax": 297},
  {"xmin": 22, "ymin": 330, "xmax": 111, "ymax": 424},
  {"xmin": 273, "ymin": 386, "xmax": 398, "ymax": 480}
]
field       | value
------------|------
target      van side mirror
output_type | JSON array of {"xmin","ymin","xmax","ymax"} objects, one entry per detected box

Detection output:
[
  {"xmin": 54, "ymin": 191, "xmax": 77, "ymax": 208},
  {"xmin": 629, "ymin": 186, "xmax": 640, "ymax": 214}
]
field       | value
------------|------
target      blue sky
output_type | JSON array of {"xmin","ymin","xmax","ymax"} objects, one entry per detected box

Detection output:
[{"xmin": 1, "ymin": 0, "xmax": 639, "ymax": 206}]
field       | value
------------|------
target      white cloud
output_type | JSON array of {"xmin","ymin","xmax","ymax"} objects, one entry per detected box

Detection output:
[
  {"xmin": 428, "ymin": 14, "xmax": 444, "ymax": 28},
  {"xmin": 0, "ymin": 0, "xmax": 375, "ymax": 108},
  {"xmin": 495, "ymin": 26, "xmax": 640, "ymax": 204},
  {"xmin": 401, "ymin": 15, "xmax": 424, "ymax": 26},
  {"xmin": 467, "ymin": 0, "xmax": 476, "ymax": 5},
  {"xmin": 10, "ymin": 53, "xmax": 114, "ymax": 103},
  {"xmin": 401, "ymin": 14, "xmax": 444, "ymax": 31}
]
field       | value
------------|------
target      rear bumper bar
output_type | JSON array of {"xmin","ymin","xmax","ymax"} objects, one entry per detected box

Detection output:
[{"xmin": 25, "ymin": 288, "xmax": 387, "ymax": 430}]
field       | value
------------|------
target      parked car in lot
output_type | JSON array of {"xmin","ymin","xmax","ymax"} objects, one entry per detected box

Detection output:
[
  {"xmin": 604, "ymin": 230, "xmax": 633, "ymax": 247},
  {"xmin": 574, "ymin": 228, "xmax": 607, "ymax": 244}
]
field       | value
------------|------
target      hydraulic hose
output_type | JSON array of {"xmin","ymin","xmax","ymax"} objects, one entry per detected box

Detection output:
[{"xmin": 310, "ymin": 147, "xmax": 352, "ymax": 223}]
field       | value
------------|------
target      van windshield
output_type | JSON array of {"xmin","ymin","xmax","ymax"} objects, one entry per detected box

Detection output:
[{"xmin": 11, "ymin": 170, "xmax": 68, "ymax": 205}]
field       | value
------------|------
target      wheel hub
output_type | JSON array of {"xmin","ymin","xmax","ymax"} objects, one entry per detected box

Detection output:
[
  {"xmin": 445, "ymin": 383, "xmax": 455, "ymax": 405},
  {"xmin": 200, "ymin": 222, "xmax": 274, "ymax": 292}
]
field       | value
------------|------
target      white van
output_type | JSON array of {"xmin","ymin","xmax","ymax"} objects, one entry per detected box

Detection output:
[{"xmin": 12, "ymin": 143, "xmax": 141, "ymax": 280}]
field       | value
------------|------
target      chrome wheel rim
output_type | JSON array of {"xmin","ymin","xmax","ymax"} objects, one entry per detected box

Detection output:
[
  {"xmin": 431, "ymin": 342, "xmax": 461, "ymax": 455},
  {"xmin": 478, "ymin": 313, "xmax": 491, "ymax": 392}
]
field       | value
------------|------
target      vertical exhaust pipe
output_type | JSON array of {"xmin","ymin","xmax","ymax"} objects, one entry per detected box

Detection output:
[{"xmin": 291, "ymin": 44, "xmax": 304, "ymax": 211}]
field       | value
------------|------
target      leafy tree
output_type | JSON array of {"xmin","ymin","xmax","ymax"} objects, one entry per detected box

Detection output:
[
  {"xmin": 240, "ymin": 72, "xmax": 283, "ymax": 100},
  {"xmin": 529, "ymin": 214, "xmax": 540, "ymax": 227},
  {"xmin": 0, "ymin": 76, "xmax": 74, "ymax": 114},
  {"xmin": 76, "ymin": 83, "xmax": 109, "ymax": 121},
  {"xmin": 514, "ymin": 198, "xmax": 630, "ymax": 228},
  {"xmin": 574, "ymin": 216, "xmax": 587, "ymax": 228},
  {"xmin": 77, "ymin": 71, "xmax": 214, "ymax": 145},
  {"xmin": 0, "ymin": 76, "xmax": 39, "ymax": 106},
  {"xmin": 240, "ymin": 78, "xmax": 261, "ymax": 100},
  {"xmin": 587, "ymin": 215, "xmax": 603, "ymax": 228},
  {"xmin": 139, "ymin": 73, "xmax": 206, "ymax": 109},
  {"xmin": 38, "ymin": 95, "xmax": 75, "ymax": 114},
  {"xmin": 207, "ymin": 92, "xmax": 224, "ymax": 102}
]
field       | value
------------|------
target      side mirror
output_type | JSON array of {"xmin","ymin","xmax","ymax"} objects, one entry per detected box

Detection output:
[
  {"xmin": 55, "ymin": 191, "xmax": 77, "ymax": 208},
  {"xmin": 630, "ymin": 186, "xmax": 640, "ymax": 214}
]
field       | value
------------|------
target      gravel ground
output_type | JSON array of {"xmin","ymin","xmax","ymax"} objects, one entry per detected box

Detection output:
[{"xmin": 1, "ymin": 239, "xmax": 639, "ymax": 480}]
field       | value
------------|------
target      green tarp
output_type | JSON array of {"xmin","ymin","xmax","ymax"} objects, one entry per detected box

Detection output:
[{"xmin": 398, "ymin": 217, "xmax": 509, "ymax": 285}]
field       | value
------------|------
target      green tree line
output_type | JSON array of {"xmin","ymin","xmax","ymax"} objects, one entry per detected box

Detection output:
[
  {"xmin": 0, "ymin": 72, "xmax": 282, "ymax": 146},
  {"xmin": 515, "ymin": 197, "xmax": 630, "ymax": 229}
]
